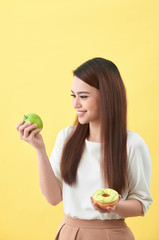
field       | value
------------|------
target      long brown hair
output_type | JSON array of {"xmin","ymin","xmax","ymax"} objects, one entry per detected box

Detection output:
[{"xmin": 60, "ymin": 57, "xmax": 128, "ymax": 194}]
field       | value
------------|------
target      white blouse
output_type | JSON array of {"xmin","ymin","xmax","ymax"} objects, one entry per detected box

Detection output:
[{"xmin": 49, "ymin": 126, "xmax": 152, "ymax": 220}]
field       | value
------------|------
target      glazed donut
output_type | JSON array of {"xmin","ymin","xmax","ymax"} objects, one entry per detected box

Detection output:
[{"xmin": 92, "ymin": 188, "xmax": 119, "ymax": 207}]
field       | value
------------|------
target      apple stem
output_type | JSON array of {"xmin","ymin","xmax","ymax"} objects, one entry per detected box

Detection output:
[{"xmin": 24, "ymin": 115, "xmax": 27, "ymax": 118}]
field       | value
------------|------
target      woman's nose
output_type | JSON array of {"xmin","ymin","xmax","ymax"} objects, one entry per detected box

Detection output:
[{"xmin": 73, "ymin": 97, "xmax": 81, "ymax": 108}]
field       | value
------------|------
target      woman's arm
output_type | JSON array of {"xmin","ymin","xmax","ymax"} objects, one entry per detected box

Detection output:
[
  {"xmin": 90, "ymin": 197, "xmax": 143, "ymax": 217},
  {"xmin": 36, "ymin": 147, "xmax": 62, "ymax": 206},
  {"xmin": 16, "ymin": 120, "xmax": 62, "ymax": 206},
  {"xmin": 113, "ymin": 198, "xmax": 144, "ymax": 217},
  {"xmin": 91, "ymin": 134, "xmax": 152, "ymax": 217}
]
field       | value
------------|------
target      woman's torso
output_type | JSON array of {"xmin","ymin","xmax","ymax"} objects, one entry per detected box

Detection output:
[{"xmin": 50, "ymin": 126, "xmax": 152, "ymax": 220}]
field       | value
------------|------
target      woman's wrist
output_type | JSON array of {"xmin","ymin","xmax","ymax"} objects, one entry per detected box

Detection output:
[{"xmin": 35, "ymin": 145, "xmax": 46, "ymax": 156}]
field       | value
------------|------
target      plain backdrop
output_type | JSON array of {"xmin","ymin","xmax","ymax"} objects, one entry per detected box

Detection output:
[{"xmin": 0, "ymin": 0, "xmax": 159, "ymax": 239}]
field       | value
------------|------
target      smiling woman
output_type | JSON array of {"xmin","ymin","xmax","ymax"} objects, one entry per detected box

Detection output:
[
  {"xmin": 61, "ymin": 58, "xmax": 128, "ymax": 191},
  {"xmin": 16, "ymin": 57, "xmax": 152, "ymax": 240}
]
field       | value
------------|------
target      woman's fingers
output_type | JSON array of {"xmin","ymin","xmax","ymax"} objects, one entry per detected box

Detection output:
[
  {"xmin": 17, "ymin": 121, "xmax": 39, "ymax": 141},
  {"xmin": 28, "ymin": 128, "xmax": 41, "ymax": 140},
  {"xmin": 16, "ymin": 120, "xmax": 44, "ymax": 150},
  {"xmin": 16, "ymin": 120, "xmax": 24, "ymax": 131},
  {"xmin": 90, "ymin": 197, "xmax": 105, "ymax": 212},
  {"xmin": 18, "ymin": 121, "xmax": 31, "ymax": 132},
  {"xmin": 23, "ymin": 123, "xmax": 37, "ymax": 139},
  {"xmin": 90, "ymin": 196, "xmax": 116, "ymax": 213},
  {"xmin": 90, "ymin": 196, "xmax": 94, "ymax": 204},
  {"xmin": 18, "ymin": 122, "xmax": 31, "ymax": 139},
  {"xmin": 93, "ymin": 203, "xmax": 108, "ymax": 213}
]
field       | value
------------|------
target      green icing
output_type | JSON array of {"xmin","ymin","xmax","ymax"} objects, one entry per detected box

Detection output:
[{"xmin": 93, "ymin": 188, "xmax": 118, "ymax": 203}]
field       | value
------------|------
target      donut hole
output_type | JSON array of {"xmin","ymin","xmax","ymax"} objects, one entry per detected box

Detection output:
[{"xmin": 102, "ymin": 193, "xmax": 110, "ymax": 197}]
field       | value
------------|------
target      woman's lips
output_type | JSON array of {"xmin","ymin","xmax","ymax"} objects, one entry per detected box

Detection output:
[{"xmin": 77, "ymin": 111, "xmax": 87, "ymax": 117}]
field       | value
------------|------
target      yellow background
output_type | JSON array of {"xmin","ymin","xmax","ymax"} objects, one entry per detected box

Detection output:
[{"xmin": 0, "ymin": 0, "xmax": 159, "ymax": 239}]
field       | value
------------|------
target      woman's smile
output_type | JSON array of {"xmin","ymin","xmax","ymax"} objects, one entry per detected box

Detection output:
[{"xmin": 77, "ymin": 110, "xmax": 87, "ymax": 117}]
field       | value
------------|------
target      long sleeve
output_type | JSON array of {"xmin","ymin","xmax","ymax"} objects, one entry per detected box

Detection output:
[{"xmin": 127, "ymin": 133, "xmax": 153, "ymax": 215}]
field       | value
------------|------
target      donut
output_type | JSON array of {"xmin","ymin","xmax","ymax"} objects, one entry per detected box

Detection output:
[{"xmin": 92, "ymin": 188, "xmax": 119, "ymax": 207}]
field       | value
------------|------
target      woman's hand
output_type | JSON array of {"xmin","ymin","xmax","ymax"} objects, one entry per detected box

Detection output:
[
  {"xmin": 90, "ymin": 196, "xmax": 121, "ymax": 214},
  {"xmin": 16, "ymin": 120, "xmax": 45, "ymax": 151}
]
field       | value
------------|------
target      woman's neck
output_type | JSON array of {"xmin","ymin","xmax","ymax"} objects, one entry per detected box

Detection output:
[{"xmin": 87, "ymin": 123, "xmax": 101, "ymax": 142}]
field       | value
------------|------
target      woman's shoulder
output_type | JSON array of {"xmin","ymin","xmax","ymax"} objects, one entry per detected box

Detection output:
[
  {"xmin": 57, "ymin": 125, "xmax": 75, "ymax": 140},
  {"xmin": 127, "ymin": 129, "xmax": 150, "ymax": 153}
]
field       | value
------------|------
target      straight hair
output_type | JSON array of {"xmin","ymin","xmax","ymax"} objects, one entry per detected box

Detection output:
[{"xmin": 60, "ymin": 57, "xmax": 128, "ymax": 194}]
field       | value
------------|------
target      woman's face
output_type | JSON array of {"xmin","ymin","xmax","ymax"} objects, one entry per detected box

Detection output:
[{"xmin": 71, "ymin": 76, "xmax": 101, "ymax": 126}]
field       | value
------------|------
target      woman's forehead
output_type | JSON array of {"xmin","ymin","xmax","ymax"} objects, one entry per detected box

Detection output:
[{"xmin": 72, "ymin": 76, "xmax": 95, "ymax": 92}]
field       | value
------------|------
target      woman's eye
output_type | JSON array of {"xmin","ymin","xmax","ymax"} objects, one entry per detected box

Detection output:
[{"xmin": 70, "ymin": 94, "xmax": 88, "ymax": 99}]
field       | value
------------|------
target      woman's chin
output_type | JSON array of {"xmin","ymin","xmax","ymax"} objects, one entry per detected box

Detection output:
[{"xmin": 78, "ymin": 119, "xmax": 88, "ymax": 125}]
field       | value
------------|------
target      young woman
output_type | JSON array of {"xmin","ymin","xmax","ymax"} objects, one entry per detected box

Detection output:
[{"xmin": 16, "ymin": 57, "xmax": 152, "ymax": 240}]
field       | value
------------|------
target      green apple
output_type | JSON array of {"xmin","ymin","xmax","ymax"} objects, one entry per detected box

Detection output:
[{"xmin": 23, "ymin": 113, "xmax": 43, "ymax": 131}]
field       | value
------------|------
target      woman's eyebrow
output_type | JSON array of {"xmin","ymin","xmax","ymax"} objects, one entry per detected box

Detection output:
[{"xmin": 71, "ymin": 90, "xmax": 90, "ymax": 94}]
